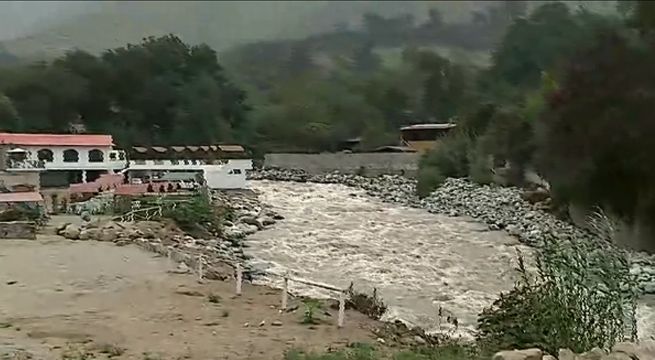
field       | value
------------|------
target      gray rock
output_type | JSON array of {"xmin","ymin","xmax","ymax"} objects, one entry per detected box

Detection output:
[
  {"xmin": 78, "ymin": 228, "xmax": 102, "ymax": 241},
  {"xmin": 63, "ymin": 224, "xmax": 81, "ymax": 240},
  {"xmin": 558, "ymin": 349, "xmax": 577, "ymax": 360},
  {"xmin": 98, "ymin": 229, "xmax": 118, "ymax": 242},
  {"xmin": 413, "ymin": 335, "xmax": 427, "ymax": 345},
  {"xmin": 579, "ymin": 347, "xmax": 605, "ymax": 360},
  {"xmin": 492, "ymin": 349, "xmax": 542, "ymax": 360},
  {"xmin": 612, "ymin": 340, "xmax": 655, "ymax": 360},
  {"xmin": 241, "ymin": 216, "xmax": 264, "ymax": 230}
]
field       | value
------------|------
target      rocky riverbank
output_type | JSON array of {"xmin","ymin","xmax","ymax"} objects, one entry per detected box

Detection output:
[
  {"xmin": 57, "ymin": 190, "xmax": 284, "ymax": 280},
  {"xmin": 248, "ymin": 168, "xmax": 655, "ymax": 294},
  {"xmin": 493, "ymin": 341, "xmax": 655, "ymax": 360}
]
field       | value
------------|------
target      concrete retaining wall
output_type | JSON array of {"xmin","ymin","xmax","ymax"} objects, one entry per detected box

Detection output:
[
  {"xmin": 0, "ymin": 221, "xmax": 37, "ymax": 240},
  {"xmin": 263, "ymin": 153, "xmax": 420, "ymax": 177}
]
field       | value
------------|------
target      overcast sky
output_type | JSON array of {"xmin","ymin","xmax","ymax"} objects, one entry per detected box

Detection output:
[{"xmin": 0, "ymin": 1, "xmax": 101, "ymax": 40}]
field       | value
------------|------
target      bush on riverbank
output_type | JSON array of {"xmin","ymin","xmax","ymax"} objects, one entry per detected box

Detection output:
[
  {"xmin": 416, "ymin": 132, "xmax": 474, "ymax": 198},
  {"xmin": 162, "ymin": 193, "xmax": 223, "ymax": 235},
  {"xmin": 285, "ymin": 342, "xmax": 478, "ymax": 360},
  {"xmin": 477, "ymin": 211, "xmax": 639, "ymax": 356}
]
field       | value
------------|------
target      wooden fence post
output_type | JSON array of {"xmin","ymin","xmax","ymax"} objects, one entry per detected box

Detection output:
[
  {"xmin": 338, "ymin": 291, "xmax": 345, "ymax": 328},
  {"xmin": 197, "ymin": 255, "xmax": 203, "ymax": 281},
  {"xmin": 281, "ymin": 272, "xmax": 289, "ymax": 311},
  {"xmin": 235, "ymin": 263, "xmax": 242, "ymax": 296}
]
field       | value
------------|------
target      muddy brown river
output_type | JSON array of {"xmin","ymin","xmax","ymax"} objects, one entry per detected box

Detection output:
[{"xmin": 245, "ymin": 180, "xmax": 655, "ymax": 340}]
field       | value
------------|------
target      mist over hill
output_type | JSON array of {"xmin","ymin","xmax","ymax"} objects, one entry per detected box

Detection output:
[{"xmin": 0, "ymin": 1, "xmax": 617, "ymax": 61}]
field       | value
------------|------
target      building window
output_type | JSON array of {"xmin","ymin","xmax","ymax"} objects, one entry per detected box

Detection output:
[
  {"xmin": 37, "ymin": 149, "xmax": 54, "ymax": 162},
  {"xmin": 109, "ymin": 152, "xmax": 117, "ymax": 161},
  {"xmin": 63, "ymin": 149, "xmax": 79, "ymax": 163},
  {"xmin": 88, "ymin": 149, "xmax": 104, "ymax": 163},
  {"xmin": 229, "ymin": 169, "xmax": 242, "ymax": 175},
  {"xmin": 119, "ymin": 152, "xmax": 125, "ymax": 160}
]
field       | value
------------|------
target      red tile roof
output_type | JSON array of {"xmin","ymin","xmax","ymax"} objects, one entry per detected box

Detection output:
[
  {"xmin": 0, "ymin": 191, "xmax": 44, "ymax": 203},
  {"xmin": 0, "ymin": 133, "xmax": 114, "ymax": 147}
]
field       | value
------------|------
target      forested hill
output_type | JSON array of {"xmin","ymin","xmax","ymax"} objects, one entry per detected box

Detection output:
[
  {"xmin": 0, "ymin": 1, "xmax": 617, "ymax": 61},
  {"xmin": 2, "ymin": 0, "xmax": 655, "ymax": 234}
]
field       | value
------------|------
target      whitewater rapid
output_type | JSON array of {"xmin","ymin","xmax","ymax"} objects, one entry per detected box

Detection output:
[{"xmin": 244, "ymin": 180, "xmax": 655, "ymax": 340}]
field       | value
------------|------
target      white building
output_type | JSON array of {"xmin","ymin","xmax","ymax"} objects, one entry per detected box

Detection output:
[
  {"xmin": 0, "ymin": 133, "xmax": 127, "ymax": 187},
  {"xmin": 125, "ymin": 145, "xmax": 252, "ymax": 189}
]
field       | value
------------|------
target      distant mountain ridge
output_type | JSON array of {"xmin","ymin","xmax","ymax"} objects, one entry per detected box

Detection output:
[{"xmin": 0, "ymin": 1, "xmax": 618, "ymax": 61}]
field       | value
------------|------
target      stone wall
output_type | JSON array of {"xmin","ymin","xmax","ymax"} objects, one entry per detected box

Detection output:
[
  {"xmin": 263, "ymin": 153, "xmax": 420, "ymax": 177},
  {"xmin": 0, "ymin": 221, "xmax": 37, "ymax": 240}
]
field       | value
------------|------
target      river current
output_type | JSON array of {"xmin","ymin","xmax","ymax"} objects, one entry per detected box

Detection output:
[{"xmin": 244, "ymin": 180, "xmax": 655, "ymax": 340}]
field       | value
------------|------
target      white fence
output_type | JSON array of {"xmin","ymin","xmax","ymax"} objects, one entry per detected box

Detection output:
[{"xmin": 136, "ymin": 240, "xmax": 348, "ymax": 328}]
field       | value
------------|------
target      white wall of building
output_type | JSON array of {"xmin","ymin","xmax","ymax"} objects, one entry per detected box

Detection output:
[
  {"xmin": 127, "ymin": 159, "xmax": 216, "ymax": 171},
  {"xmin": 17, "ymin": 146, "xmax": 126, "ymax": 171},
  {"xmin": 125, "ymin": 158, "xmax": 253, "ymax": 189},
  {"xmin": 202, "ymin": 159, "xmax": 253, "ymax": 190}
]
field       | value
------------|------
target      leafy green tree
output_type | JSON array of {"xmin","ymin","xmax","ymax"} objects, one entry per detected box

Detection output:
[
  {"xmin": 0, "ymin": 35, "xmax": 249, "ymax": 146},
  {"xmin": 404, "ymin": 49, "xmax": 472, "ymax": 121},
  {"xmin": 350, "ymin": 41, "xmax": 381, "ymax": 74},
  {"xmin": 536, "ymin": 29, "xmax": 655, "ymax": 229},
  {"xmin": 481, "ymin": 2, "xmax": 617, "ymax": 97},
  {"xmin": 285, "ymin": 42, "xmax": 315, "ymax": 78},
  {"xmin": 503, "ymin": 0, "xmax": 528, "ymax": 21},
  {"xmin": 478, "ymin": 106, "xmax": 534, "ymax": 185}
]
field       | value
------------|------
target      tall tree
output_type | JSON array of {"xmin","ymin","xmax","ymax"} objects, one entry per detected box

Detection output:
[{"xmin": 537, "ymin": 30, "xmax": 655, "ymax": 227}]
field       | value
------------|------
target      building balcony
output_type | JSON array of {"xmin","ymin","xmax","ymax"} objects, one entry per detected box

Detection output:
[{"xmin": 5, "ymin": 159, "xmax": 46, "ymax": 171}]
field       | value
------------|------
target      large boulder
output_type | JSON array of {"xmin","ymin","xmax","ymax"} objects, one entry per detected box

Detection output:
[
  {"xmin": 579, "ymin": 348, "xmax": 605, "ymax": 360},
  {"xmin": 558, "ymin": 349, "xmax": 577, "ymax": 360},
  {"xmin": 521, "ymin": 188, "xmax": 550, "ymax": 204},
  {"xmin": 98, "ymin": 229, "xmax": 118, "ymax": 242},
  {"xmin": 78, "ymin": 228, "xmax": 102, "ymax": 241},
  {"xmin": 240, "ymin": 216, "xmax": 264, "ymax": 230},
  {"xmin": 492, "ymin": 349, "xmax": 542, "ymax": 360},
  {"xmin": 55, "ymin": 222, "xmax": 71, "ymax": 235},
  {"xmin": 62, "ymin": 224, "xmax": 81, "ymax": 240},
  {"xmin": 612, "ymin": 341, "xmax": 655, "ymax": 360}
]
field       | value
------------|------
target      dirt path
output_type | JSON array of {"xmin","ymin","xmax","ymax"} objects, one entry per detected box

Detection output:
[{"xmin": 0, "ymin": 236, "xmax": 381, "ymax": 360}]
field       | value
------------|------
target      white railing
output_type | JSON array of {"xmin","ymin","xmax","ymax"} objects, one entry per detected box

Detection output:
[
  {"xmin": 6, "ymin": 159, "xmax": 45, "ymax": 170},
  {"xmin": 116, "ymin": 205, "xmax": 165, "ymax": 222},
  {"xmin": 232, "ymin": 263, "xmax": 347, "ymax": 328}
]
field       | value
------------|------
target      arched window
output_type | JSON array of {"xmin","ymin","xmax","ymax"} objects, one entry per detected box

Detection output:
[
  {"xmin": 88, "ymin": 149, "xmax": 104, "ymax": 163},
  {"xmin": 63, "ymin": 149, "xmax": 79, "ymax": 163},
  {"xmin": 37, "ymin": 149, "xmax": 54, "ymax": 162}
]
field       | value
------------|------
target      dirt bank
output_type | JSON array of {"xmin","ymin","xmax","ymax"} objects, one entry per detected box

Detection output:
[{"xmin": 0, "ymin": 235, "xmax": 381, "ymax": 360}]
